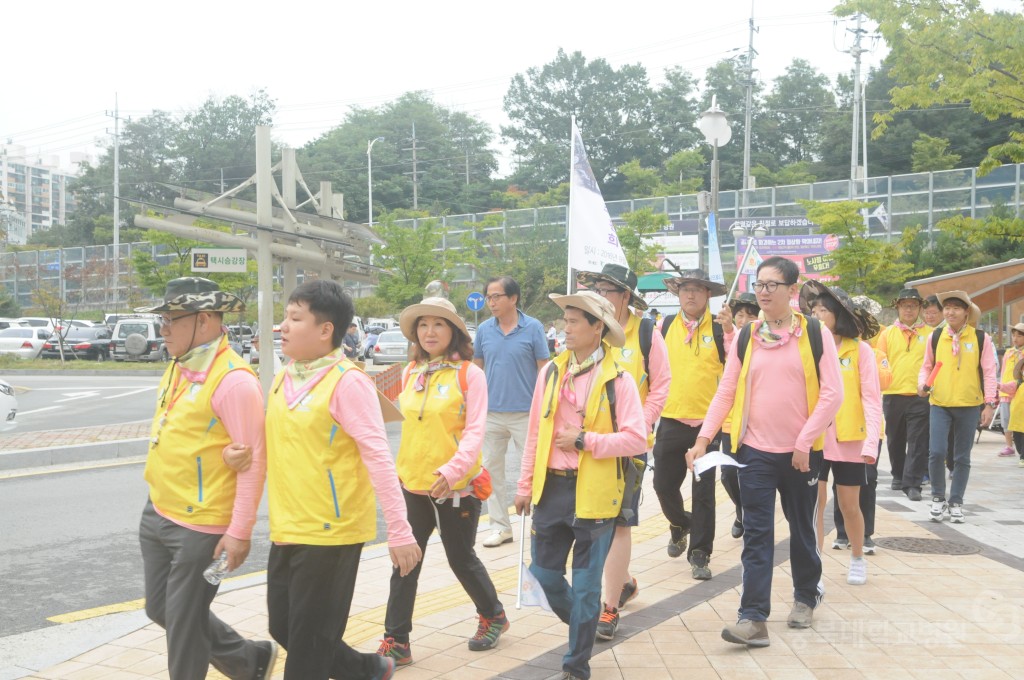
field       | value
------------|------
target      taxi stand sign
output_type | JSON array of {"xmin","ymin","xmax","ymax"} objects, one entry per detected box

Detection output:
[{"xmin": 191, "ymin": 248, "xmax": 248, "ymax": 273}]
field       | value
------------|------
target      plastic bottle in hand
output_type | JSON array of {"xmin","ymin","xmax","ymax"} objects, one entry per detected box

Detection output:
[{"xmin": 203, "ymin": 553, "xmax": 229, "ymax": 585}]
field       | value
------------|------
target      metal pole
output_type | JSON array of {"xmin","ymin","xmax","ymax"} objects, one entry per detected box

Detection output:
[
  {"xmin": 850, "ymin": 13, "xmax": 864, "ymax": 184},
  {"xmin": 256, "ymin": 126, "xmax": 275, "ymax": 397},
  {"xmin": 367, "ymin": 141, "xmax": 374, "ymax": 226},
  {"xmin": 112, "ymin": 93, "xmax": 120, "ymax": 311}
]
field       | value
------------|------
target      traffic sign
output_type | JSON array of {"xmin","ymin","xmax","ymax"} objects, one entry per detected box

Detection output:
[
  {"xmin": 466, "ymin": 292, "xmax": 485, "ymax": 311},
  {"xmin": 191, "ymin": 248, "xmax": 247, "ymax": 273}
]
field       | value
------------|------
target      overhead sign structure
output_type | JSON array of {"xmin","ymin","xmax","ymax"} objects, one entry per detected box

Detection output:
[{"xmin": 191, "ymin": 248, "xmax": 248, "ymax": 273}]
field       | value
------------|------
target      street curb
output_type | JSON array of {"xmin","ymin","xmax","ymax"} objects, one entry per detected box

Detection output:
[
  {"xmin": 0, "ymin": 369, "xmax": 165, "ymax": 377},
  {"xmin": 0, "ymin": 439, "xmax": 149, "ymax": 471}
]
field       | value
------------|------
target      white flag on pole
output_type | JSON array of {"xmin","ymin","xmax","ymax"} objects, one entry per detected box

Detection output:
[
  {"xmin": 739, "ymin": 241, "xmax": 764, "ymax": 293},
  {"xmin": 567, "ymin": 118, "xmax": 627, "ymax": 290},
  {"xmin": 706, "ymin": 213, "xmax": 727, "ymax": 313},
  {"xmin": 519, "ymin": 562, "xmax": 553, "ymax": 612},
  {"xmin": 872, "ymin": 203, "xmax": 889, "ymax": 228}
]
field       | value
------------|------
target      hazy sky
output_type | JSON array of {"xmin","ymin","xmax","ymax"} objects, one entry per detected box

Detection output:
[{"xmin": 2, "ymin": 0, "xmax": 1016, "ymax": 174}]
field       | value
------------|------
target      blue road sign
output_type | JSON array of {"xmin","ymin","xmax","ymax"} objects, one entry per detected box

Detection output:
[{"xmin": 466, "ymin": 292, "xmax": 485, "ymax": 311}]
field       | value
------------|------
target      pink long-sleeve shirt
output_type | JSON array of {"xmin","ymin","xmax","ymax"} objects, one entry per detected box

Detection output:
[
  {"xmin": 517, "ymin": 357, "xmax": 647, "ymax": 496},
  {"xmin": 824, "ymin": 340, "xmax": 882, "ymax": 463},
  {"xmin": 698, "ymin": 321, "xmax": 843, "ymax": 453},
  {"xmin": 642, "ymin": 325, "xmax": 671, "ymax": 437},
  {"xmin": 918, "ymin": 327, "xmax": 998, "ymax": 401}
]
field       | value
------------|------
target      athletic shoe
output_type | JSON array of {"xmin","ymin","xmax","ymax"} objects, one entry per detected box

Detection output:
[
  {"xmin": 889, "ymin": 478, "xmax": 902, "ymax": 490},
  {"xmin": 468, "ymin": 611, "xmax": 509, "ymax": 651},
  {"xmin": 482, "ymin": 530, "xmax": 513, "ymax": 547},
  {"xmin": 906, "ymin": 488, "xmax": 922, "ymax": 502},
  {"xmin": 832, "ymin": 537, "xmax": 849, "ymax": 550},
  {"xmin": 377, "ymin": 637, "xmax": 413, "ymax": 666},
  {"xmin": 949, "ymin": 504, "xmax": 965, "ymax": 523},
  {"xmin": 371, "ymin": 656, "xmax": 396, "ymax": 680},
  {"xmin": 595, "ymin": 605, "xmax": 619, "ymax": 641},
  {"xmin": 618, "ymin": 577, "xmax": 639, "ymax": 609},
  {"xmin": 253, "ymin": 640, "xmax": 278, "ymax": 680},
  {"xmin": 863, "ymin": 536, "xmax": 876, "ymax": 555},
  {"xmin": 929, "ymin": 497, "xmax": 948, "ymax": 522},
  {"xmin": 922, "ymin": 474, "xmax": 930, "ymax": 484},
  {"xmin": 731, "ymin": 519, "xmax": 744, "ymax": 538},
  {"xmin": 999, "ymin": 446, "xmax": 1016, "ymax": 457},
  {"xmin": 667, "ymin": 525, "xmax": 688, "ymax": 558},
  {"xmin": 689, "ymin": 549, "xmax": 712, "ymax": 580},
  {"xmin": 787, "ymin": 602, "xmax": 814, "ymax": 629},
  {"xmin": 847, "ymin": 557, "xmax": 867, "ymax": 585},
  {"xmin": 1019, "ymin": 458, "xmax": 1024, "ymax": 468},
  {"xmin": 721, "ymin": 619, "xmax": 770, "ymax": 647}
]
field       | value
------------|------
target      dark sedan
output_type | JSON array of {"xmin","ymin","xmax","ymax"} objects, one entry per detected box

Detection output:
[{"xmin": 41, "ymin": 327, "xmax": 113, "ymax": 361}]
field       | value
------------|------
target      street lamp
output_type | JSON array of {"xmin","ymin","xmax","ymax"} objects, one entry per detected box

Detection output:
[
  {"xmin": 697, "ymin": 95, "xmax": 732, "ymax": 271},
  {"xmin": 367, "ymin": 136, "xmax": 385, "ymax": 226}
]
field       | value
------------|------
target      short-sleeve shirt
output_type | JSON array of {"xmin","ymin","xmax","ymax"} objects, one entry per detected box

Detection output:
[{"xmin": 475, "ymin": 310, "xmax": 550, "ymax": 412}]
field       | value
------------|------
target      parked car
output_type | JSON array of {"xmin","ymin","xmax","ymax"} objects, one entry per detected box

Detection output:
[
  {"xmin": 111, "ymin": 317, "xmax": 168, "ymax": 362},
  {"xmin": 0, "ymin": 326, "xmax": 48, "ymax": 359},
  {"xmin": 41, "ymin": 327, "xmax": 113, "ymax": 361},
  {"xmin": 0, "ymin": 318, "xmax": 26, "ymax": 330},
  {"xmin": 361, "ymin": 325, "xmax": 385, "ymax": 360},
  {"xmin": 16, "ymin": 317, "xmax": 55, "ymax": 335},
  {"xmin": 0, "ymin": 377, "xmax": 17, "ymax": 431},
  {"xmin": 371, "ymin": 329, "xmax": 411, "ymax": 365},
  {"xmin": 227, "ymin": 324, "xmax": 254, "ymax": 352}
]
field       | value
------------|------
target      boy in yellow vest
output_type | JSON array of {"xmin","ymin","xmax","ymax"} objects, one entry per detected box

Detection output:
[
  {"xmin": 918, "ymin": 290, "xmax": 998, "ymax": 523},
  {"xmin": 515, "ymin": 291, "xmax": 647, "ymax": 680},
  {"xmin": 137, "ymin": 277, "xmax": 277, "ymax": 680},
  {"xmin": 265, "ymin": 279, "xmax": 421, "ymax": 679}
]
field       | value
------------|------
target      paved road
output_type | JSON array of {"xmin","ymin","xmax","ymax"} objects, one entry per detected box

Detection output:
[{"xmin": 3, "ymin": 375, "xmax": 160, "ymax": 433}]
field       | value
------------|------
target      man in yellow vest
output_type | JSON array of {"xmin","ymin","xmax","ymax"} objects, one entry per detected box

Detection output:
[
  {"xmin": 576, "ymin": 264, "xmax": 670, "ymax": 641},
  {"xmin": 265, "ymin": 279, "xmax": 421, "ymax": 679},
  {"xmin": 653, "ymin": 269, "xmax": 732, "ymax": 580},
  {"xmin": 876, "ymin": 288, "xmax": 932, "ymax": 502},
  {"xmin": 137, "ymin": 277, "xmax": 277, "ymax": 680},
  {"xmin": 515, "ymin": 291, "xmax": 647, "ymax": 680},
  {"xmin": 918, "ymin": 291, "xmax": 998, "ymax": 523}
]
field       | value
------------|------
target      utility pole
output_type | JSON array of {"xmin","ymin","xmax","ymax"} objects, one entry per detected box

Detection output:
[
  {"xmin": 403, "ymin": 122, "xmax": 420, "ymax": 210},
  {"xmin": 848, "ymin": 13, "xmax": 866, "ymax": 186},
  {"xmin": 742, "ymin": 4, "xmax": 758, "ymax": 196},
  {"xmin": 105, "ymin": 94, "xmax": 125, "ymax": 309}
]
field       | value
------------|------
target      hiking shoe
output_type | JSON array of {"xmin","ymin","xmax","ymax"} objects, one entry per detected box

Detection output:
[
  {"xmin": 1019, "ymin": 458, "xmax": 1024, "ymax": 468},
  {"xmin": 847, "ymin": 557, "xmax": 868, "ymax": 585},
  {"xmin": 689, "ymin": 549, "xmax": 712, "ymax": 580},
  {"xmin": 949, "ymin": 503, "xmax": 965, "ymax": 523},
  {"xmin": 906, "ymin": 487, "xmax": 922, "ymax": 502},
  {"xmin": 468, "ymin": 611, "xmax": 509, "ymax": 651},
  {"xmin": 667, "ymin": 525, "xmax": 688, "ymax": 558},
  {"xmin": 617, "ymin": 577, "xmax": 639, "ymax": 609},
  {"xmin": 253, "ymin": 640, "xmax": 278, "ymax": 680},
  {"xmin": 482, "ymin": 530, "xmax": 513, "ymax": 547},
  {"xmin": 595, "ymin": 605, "xmax": 619, "ymax": 641},
  {"xmin": 863, "ymin": 536, "xmax": 876, "ymax": 555},
  {"xmin": 929, "ymin": 497, "xmax": 948, "ymax": 522},
  {"xmin": 787, "ymin": 602, "xmax": 814, "ymax": 628},
  {"xmin": 721, "ymin": 619, "xmax": 770, "ymax": 647},
  {"xmin": 999, "ymin": 446, "xmax": 1016, "ymax": 457},
  {"xmin": 377, "ymin": 637, "xmax": 412, "ymax": 666},
  {"xmin": 371, "ymin": 656, "xmax": 396, "ymax": 680},
  {"xmin": 890, "ymin": 478, "xmax": 902, "ymax": 490},
  {"xmin": 831, "ymin": 537, "xmax": 849, "ymax": 550},
  {"xmin": 731, "ymin": 519, "xmax": 744, "ymax": 538}
]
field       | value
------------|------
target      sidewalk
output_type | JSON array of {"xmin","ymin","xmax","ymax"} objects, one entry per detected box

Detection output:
[{"xmin": 11, "ymin": 430, "xmax": 1024, "ymax": 680}]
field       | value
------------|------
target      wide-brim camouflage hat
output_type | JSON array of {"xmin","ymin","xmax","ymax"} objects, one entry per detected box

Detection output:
[
  {"xmin": 799, "ymin": 280, "xmax": 864, "ymax": 337},
  {"xmin": 576, "ymin": 263, "xmax": 648, "ymax": 311},
  {"xmin": 664, "ymin": 269, "xmax": 728, "ymax": 298},
  {"xmin": 728, "ymin": 291, "xmax": 759, "ymax": 313},
  {"xmin": 137, "ymin": 277, "xmax": 245, "ymax": 314}
]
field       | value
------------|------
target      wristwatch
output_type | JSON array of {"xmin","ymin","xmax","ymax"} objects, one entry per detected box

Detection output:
[{"xmin": 574, "ymin": 431, "xmax": 586, "ymax": 451}]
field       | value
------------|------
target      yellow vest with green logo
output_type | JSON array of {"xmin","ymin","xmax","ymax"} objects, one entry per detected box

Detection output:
[
  {"xmin": 397, "ymin": 361, "xmax": 481, "ymax": 492},
  {"xmin": 882, "ymin": 324, "xmax": 932, "ymax": 395},
  {"xmin": 834, "ymin": 337, "xmax": 867, "ymax": 441},
  {"xmin": 662, "ymin": 311, "xmax": 723, "ymax": 420},
  {"xmin": 731, "ymin": 314, "xmax": 826, "ymax": 451},
  {"xmin": 1000, "ymin": 347, "xmax": 1022, "ymax": 400},
  {"xmin": 144, "ymin": 338, "xmax": 254, "ymax": 526},
  {"xmin": 532, "ymin": 345, "xmax": 626, "ymax": 519},
  {"xmin": 613, "ymin": 313, "xmax": 654, "ymax": 446},
  {"xmin": 931, "ymin": 326, "xmax": 985, "ymax": 408},
  {"xmin": 266, "ymin": 361, "xmax": 377, "ymax": 545}
]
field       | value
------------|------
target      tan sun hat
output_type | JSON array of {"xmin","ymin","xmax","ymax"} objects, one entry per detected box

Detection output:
[
  {"xmin": 1010, "ymin": 322, "xmax": 1024, "ymax": 335},
  {"xmin": 937, "ymin": 290, "xmax": 981, "ymax": 326},
  {"xmin": 548, "ymin": 291, "xmax": 626, "ymax": 348},
  {"xmin": 399, "ymin": 297, "xmax": 470, "ymax": 344}
]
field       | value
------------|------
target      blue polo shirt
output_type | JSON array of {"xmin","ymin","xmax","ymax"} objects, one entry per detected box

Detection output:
[{"xmin": 475, "ymin": 310, "xmax": 550, "ymax": 412}]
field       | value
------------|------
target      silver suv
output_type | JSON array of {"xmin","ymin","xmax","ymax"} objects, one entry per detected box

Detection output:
[{"xmin": 111, "ymin": 316, "xmax": 168, "ymax": 362}]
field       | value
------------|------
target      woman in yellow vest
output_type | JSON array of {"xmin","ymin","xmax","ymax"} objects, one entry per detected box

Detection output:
[
  {"xmin": 999, "ymin": 343, "xmax": 1024, "ymax": 467},
  {"xmin": 997, "ymin": 323, "xmax": 1024, "ymax": 456},
  {"xmin": 800, "ymin": 281, "xmax": 881, "ymax": 586},
  {"xmin": 378, "ymin": 298, "xmax": 508, "ymax": 667}
]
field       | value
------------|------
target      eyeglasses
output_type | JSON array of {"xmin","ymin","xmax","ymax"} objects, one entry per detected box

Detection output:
[
  {"xmin": 484, "ymin": 293, "xmax": 508, "ymax": 302},
  {"xmin": 159, "ymin": 312, "xmax": 199, "ymax": 326},
  {"xmin": 752, "ymin": 281, "xmax": 787, "ymax": 293},
  {"xmin": 593, "ymin": 287, "xmax": 625, "ymax": 297}
]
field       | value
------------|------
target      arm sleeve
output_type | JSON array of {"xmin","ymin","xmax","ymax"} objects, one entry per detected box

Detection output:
[
  {"xmin": 211, "ymin": 371, "xmax": 267, "ymax": 541},
  {"xmin": 697, "ymin": 341, "xmax": 742, "ymax": 441},
  {"xmin": 584, "ymin": 375, "xmax": 648, "ymax": 459},
  {"xmin": 516, "ymin": 365, "xmax": 549, "ymax": 497},
  {"xmin": 1000, "ymin": 381, "xmax": 1019, "ymax": 397},
  {"xmin": 795, "ymin": 325, "xmax": 844, "ymax": 453},
  {"xmin": 436, "ymin": 364, "xmax": 488, "ymax": 486},
  {"xmin": 982, "ymin": 335, "xmax": 999, "ymax": 401},
  {"xmin": 859, "ymin": 343, "xmax": 883, "ymax": 461},
  {"xmin": 330, "ymin": 371, "xmax": 415, "ymax": 548},
  {"xmin": 918, "ymin": 334, "xmax": 935, "ymax": 390},
  {"xmin": 642, "ymin": 327, "xmax": 671, "ymax": 431}
]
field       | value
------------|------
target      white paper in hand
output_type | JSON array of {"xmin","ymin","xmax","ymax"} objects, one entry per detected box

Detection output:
[{"xmin": 693, "ymin": 450, "xmax": 746, "ymax": 481}]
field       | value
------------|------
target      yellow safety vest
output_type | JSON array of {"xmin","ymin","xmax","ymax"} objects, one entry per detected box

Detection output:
[
  {"xmin": 731, "ymin": 314, "xmax": 826, "ymax": 451},
  {"xmin": 397, "ymin": 361, "xmax": 481, "ymax": 492},
  {"xmin": 931, "ymin": 326, "xmax": 985, "ymax": 408},
  {"xmin": 662, "ymin": 310, "xmax": 723, "ymax": 420},
  {"xmin": 834, "ymin": 337, "xmax": 867, "ymax": 442},
  {"xmin": 532, "ymin": 345, "xmax": 627, "ymax": 519},
  {"xmin": 882, "ymin": 324, "xmax": 932, "ymax": 396},
  {"xmin": 613, "ymin": 313, "xmax": 654, "ymax": 447},
  {"xmin": 266, "ymin": 361, "xmax": 377, "ymax": 545},
  {"xmin": 1000, "ymin": 347, "xmax": 1022, "ymax": 400},
  {"xmin": 144, "ymin": 337, "xmax": 254, "ymax": 526}
]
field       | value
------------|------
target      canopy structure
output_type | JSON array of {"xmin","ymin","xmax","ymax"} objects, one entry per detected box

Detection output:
[{"xmin": 637, "ymin": 272, "xmax": 673, "ymax": 292}]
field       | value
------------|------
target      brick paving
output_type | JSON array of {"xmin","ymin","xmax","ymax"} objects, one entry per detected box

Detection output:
[{"xmin": 0, "ymin": 422, "xmax": 150, "ymax": 452}]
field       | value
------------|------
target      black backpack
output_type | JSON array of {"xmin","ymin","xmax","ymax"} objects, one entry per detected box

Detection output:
[
  {"xmin": 659, "ymin": 313, "xmax": 726, "ymax": 365},
  {"xmin": 735, "ymin": 315, "xmax": 825, "ymax": 383}
]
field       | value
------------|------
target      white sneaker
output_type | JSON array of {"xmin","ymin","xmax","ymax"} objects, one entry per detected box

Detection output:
[
  {"xmin": 847, "ymin": 557, "xmax": 867, "ymax": 585},
  {"xmin": 929, "ymin": 498, "xmax": 947, "ymax": 522},
  {"xmin": 482, "ymin": 530, "xmax": 513, "ymax": 547},
  {"xmin": 949, "ymin": 504, "xmax": 965, "ymax": 523}
]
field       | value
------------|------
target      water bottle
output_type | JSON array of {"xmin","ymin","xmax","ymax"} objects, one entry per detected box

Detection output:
[{"xmin": 203, "ymin": 553, "xmax": 229, "ymax": 585}]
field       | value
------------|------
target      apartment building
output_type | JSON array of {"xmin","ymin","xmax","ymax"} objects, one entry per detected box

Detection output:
[{"xmin": 0, "ymin": 144, "xmax": 82, "ymax": 244}]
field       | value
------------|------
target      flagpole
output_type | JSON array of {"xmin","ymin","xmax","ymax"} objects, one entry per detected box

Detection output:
[
  {"xmin": 727, "ymin": 235, "xmax": 758, "ymax": 301},
  {"xmin": 515, "ymin": 508, "xmax": 527, "ymax": 609},
  {"xmin": 566, "ymin": 116, "xmax": 575, "ymax": 294}
]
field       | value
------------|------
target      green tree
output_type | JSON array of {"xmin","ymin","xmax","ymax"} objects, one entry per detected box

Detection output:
[
  {"xmin": 474, "ymin": 215, "xmax": 566, "ymax": 316},
  {"xmin": 130, "ymin": 224, "xmax": 257, "ymax": 300},
  {"xmin": 651, "ymin": 67, "xmax": 701, "ymax": 155},
  {"xmin": 371, "ymin": 211, "xmax": 460, "ymax": 308},
  {"xmin": 616, "ymin": 208, "xmax": 667, "ymax": 274},
  {"xmin": 0, "ymin": 290, "xmax": 20, "ymax": 317},
  {"xmin": 911, "ymin": 134, "xmax": 962, "ymax": 172},
  {"xmin": 761, "ymin": 59, "xmax": 836, "ymax": 165}
]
